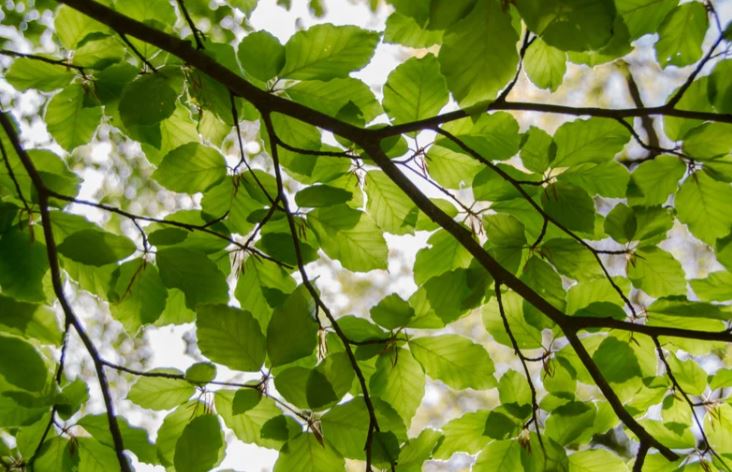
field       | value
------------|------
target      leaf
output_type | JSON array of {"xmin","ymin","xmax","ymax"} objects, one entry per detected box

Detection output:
[
  {"xmin": 515, "ymin": 0, "xmax": 616, "ymax": 51},
  {"xmin": 617, "ymin": 0, "xmax": 678, "ymax": 39},
  {"xmin": 370, "ymin": 293, "xmax": 414, "ymax": 329},
  {"xmin": 541, "ymin": 182, "xmax": 595, "ymax": 233},
  {"xmin": 383, "ymin": 54, "xmax": 449, "ymax": 124},
  {"xmin": 438, "ymin": 0, "xmax": 518, "ymax": 106},
  {"xmin": 108, "ymin": 259, "xmax": 167, "ymax": 331},
  {"xmin": 384, "ymin": 12, "xmax": 443, "ymax": 48},
  {"xmin": 627, "ymin": 155, "xmax": 685, "ymax": 206},
  {"xmin": 0, "ymin": 228, "xmax": 49, "ymax": 302},
  {"xmin": 656, "ymin": 2, "xmax": 708, "ymax": 67},
  {"xmin": 0, "ymin": 333, "xmax": 48, "ymax": 391},
  {"xmin": 627, "ymin": 247, "xmax": 686, "ymax": 297},
  {"xmin": 676, "ymin": 172, "xmax": 732, "ymax": 245},
  {"xmin": 604, "ymin": 204, "xmax": 637, "ymax": 243},
  {"xmin": 365, "ymin": 171, "xmax": 416, "ymax": 234},
  {"xmin": 126, "ymin": 369, "xmax": 194, "ymax": 410},
  {"xmin": 238, "ymin": 30, "xmax": 285, "ymax": 81},
  {"xmin": 473, "ymin": 440, "xmax": 522, "ymax": 471},
  {"xmin": 286, "ymin": 78, "xmax": 382, "ymax": 123},
  {"xmin": 77, "ymin": 438, "xmax": 118, "ymax": 472},
  {"xmin": 568, "ymin": 449, "xmax": 629, "ymax": 471},
  {"xmin": 57, "ymin": 229, "xmax": 136, "ymax": 266},
  {"xmin": 152, "ymin": 143, "xmax": 227, "ymax": 193},
  {"xmin": 552, "ymin": 118, "xmax": 630, "ymax": 167},
  {"xmin": 295, "ymin": 185, "xmax": 352, "ymax": 208},
  {"xmin": 370, "ymin": 349, "xmax": 425, "ymax": 424},
  {"xmin": 409, "ymin": 335, "xmax": 495, "ymax": 390},
  {"xmin": 45, "ymin": 84, "xmax": 102, "ymax": 151},
  {"xmin": 196, "ymin": 305, "xmax": 266, "ymax": 372},
  {"xmin": 692, "ymin": 271, "xmax": 732, "ymax": 301},
  {"xmin": 682, "ymin": 122, "xmax": 732, "ymax": 159},
  {"xmin": 215, "ymin": 391, "xmax": 290, "ymax": 449},
  {"xmin": 119, "ymin": 75, "xmax": 178, "ymax": 127},
  {"xmin": 524, "ymin": 39, "xmax": 566, "ymax": 91},
  {"xmin": 0, "ymin": 295, "xmax": 61, "ymax": 345},
  {"xmin": 280, "ymin": 24, "xmax": 379, "ymax": 80},
  {"xmin": 54, "ymin": 5, "xmax": 108, "ymax": 48},
  {"xmin": 156, "ymin": 247, "xmax": 229, "ymax": 308},
  {"xmin": 592, "ymin": 336, "xmax": 642, "ymax": 383},
  {"xmin": 266, "ymin": 286, "xmax": 318, "ymax": 366},
  {"xmin": 309, "ymin": 205, "xmax": 388, "ymax": 272},
  {"xmin": 274, "ymin": 433, "xmax": 345, "ymax": 472},
  {"xmin": 185, "ymin": 362, "xmax": 216, "ymax": 384},
  {"xmin": 174, "ymin": 415, "xmax": 224, "ymax": 472},
  {"xmin": 320, "ymin": 398, "xmax": 369, "ymax": 459},
  {"xmin": 5, "ymin": 58, "xmax": 75, "ymax": 92}
]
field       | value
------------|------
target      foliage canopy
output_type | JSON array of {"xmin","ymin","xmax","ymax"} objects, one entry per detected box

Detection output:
[{"xmin": 1, "ymin": 0, "xmax": 732, "ymax": 470}]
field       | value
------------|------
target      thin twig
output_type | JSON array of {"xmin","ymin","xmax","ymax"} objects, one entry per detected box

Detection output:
[
  {"xmin": 176, "ymin": 0, "xmax": 205, "ymax": 49},
  {"xmin": 117, "ymin": 32, "xmax": 156, "ymax": 72},
  {"xmin": 495, "ymin": 283, "xmax": 546, "ymax": 461}
]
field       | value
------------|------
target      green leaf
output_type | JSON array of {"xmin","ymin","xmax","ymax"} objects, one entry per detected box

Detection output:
[
  {"xmin": 196, "ymin": 305, "xmax": 266, "ymax": 372},
  {"xmin": 438, "ymin": 0, "xmax": 518, "ymax": 106},
  {"xmin": 119, "ymin": 75, "xmax": 178, "ymax": 127},
  {"xmin": 156, "ymin": 247, "xmax": 229, "ymax": 308},
  {"xmin": 108, "ymin": 259, "xmax": 167, "ymax": 331},
  {"xmin": 656, "ymin": 2, "xmax": 708, "ymax": 67},
  {"xmin": 568, "ymin": 449, "xmax": 628, "ymax": 471},
  {"xmin": 409, "ymin": 335, "xmax": 495, "ymax": 390},
  {"xmin": 320, "ymin": 398, "xmax": 369, "ymax": 459},
  {"xmin": 433, "ymin": 410, "xmax": 490, "ymax": 458},
  {"xmin": 185, "ymin": 362, "xmax": 216, "ymax": 384},
  {"xmin": 309, "ymin": 205, "xmax": 388, "ymax": 271},
  {"xmin": 126, "ymin": 369, "xmax": 194, "ymax": 410},
  {"xmin": 54, "ymin": 5, "xmax": 108, "ymax": 48},
  {"xmin": 484, "ymin": 214, "xmax": 526, "ymax": 273},
  {"xmin": 238, "ymin": 31, "xmax": 285, "ymax": 81},
  {"xmin": 174, "ymin": 415, "xmax": 224, "ymax": 472},
  {"xmin": 692, "ymin": 271, "xmax": 732, "ymax": 301},
  {"xmin": 370, "ymin": 349, "xmax": 425, "ymax": 424},
  {"xmin": 57, "ymin": 229, "xmax": 136, "ymax": 266},
  {"xmin": 682, "ymin": 122, "xmax": 732, "ymax": 159},
  {"xmin": 215, "ymin": 390, "xmax": 289, "ymax": 449},
  {"xmin": 541, "ymin": 182, "xmax": 595, "ymax": 233},
  {"xmin": 473, "ymin": 440, "xmax": 522, "ymax": 471},
  {"xmin": 5, "ymin": 58, "xmax": 75, "ymax": 92},
  {"xmin": 592, "ymin": 336, "xmax": 642, "ymax": 383},
  {"xmin": 676, "ymin": 171, "xmax": 732, "ymax": 245},
  {"xmin": 384, "ymin": 12, "xmax": 443, "ymax": 48},
  {"xmin": 286, "ymin": 78, "xmax": 382, "ymax": 123},
  {"xmin": 274, "ymin": 433, "xmax": 345, "ymax": 472},
  {"xmin": 0, "ymin": 333, "xmax": 48, "ymax": 391},
  {"xmin": 617, "ymin": 0, "xmax": 678, "ymax": 39},
  {"xmin": 383, "ymin": 54, "xmax": 448, "ymax": 124},
  {"xmin": 266, "ymin": 286, "xmax": 318, "ymax": 366},
  {"xmin": 414, "ymin": 230, "xmax": 472, "ymax": 285},
  {"xmin": 77, "ymin": 438, "xmax": 118, "ymax": 472},
  {"xmin": 45, "ymin": 84, "xmax": 102, "ymax": 151},
  {"xmin": 709, "ymin": 59, "xmax": 732, "ymax": 114},
  {"xmin": 498, "ymin": 370, "xmax": 532, "ymax": 419},
  {"xmin": 552, "ymin": 118, "xmax": 630, "ymax": 167},
  {"xmin": 604, "ymin": 204, "xmax": 637, "ymax": 243},
  {"xmin": 524, "ymin": 39, "xmax": 566, "ymax": 91},
  {"xmin": 397, "ymin": 429, "xmax": 443, "ymax": 471},
  {"xmin": 0, "ymin": 228, "xmax": 49, "ymax": 302},
  {"xmin": 295, "ymin": 185, "xmax": 352, "ymax": 208},
  {"xmin": 515, "ymin": 0, "xmax": 616, "ymax": 51},
  {"xmin": 370, "ymin": 293, "xmax": 414, "ymax": 329},
  {"xmin": 628, "ymin": 247, "xmax": 686, "ymax": 297},
  {"xmin": 0, "ymin": 295, "xmax": 61, "ymax": 345},
  {"xmin": 152, "ymin": 143, "xmax": 227, "ymax": 193},
  {"xmin": 627, "ymin": 155, "xmax": 685, "ymax": 206},
  {"xmin": 280, "ymin": 24, "xmax": 379, "ymax": 80},
  {"xmin": 365, "ymin": 170, "xmax": 416, "ymax": 234}
]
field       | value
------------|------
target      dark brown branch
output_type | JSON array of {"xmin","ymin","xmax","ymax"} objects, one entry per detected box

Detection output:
[
  {"xmin": 495, "ymin": 283, "xmax": 546, "ymax": 460},
  {"xmin": 666, "ymin": 34, "xmax": 725, "ymax": 109},
  {"xmin": 0, "ymin": 111, "xmax": 131, "ymax": 472},
  {"xmin": 569, "ymin": 316, "xmax": 732, "ymax": 343},
  {"xmin": 176, "ymin": 0, "xmax": 205, "ymax": 50},
  {"xmin": 117, "ymin": 32, "xmax": 156, "ymax": 72},
  {"xmin": 261, "ymin": 112, "xmax": 381, "ymax": 470},
  {"xmin": 653, "ymin": 338, "xmax": 730, "ymax": 470},
  {"xmin": 633, "ymin": 441, "xmax": 650, "ymax": 472},
  {"xmin": 0, "ymin": 49, "xmax": 86, "ymax": 74}
]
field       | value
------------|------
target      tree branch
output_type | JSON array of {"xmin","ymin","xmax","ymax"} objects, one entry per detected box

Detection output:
[{"xmin": 0, "ymin": 111, "xmax": 131, "ymax": 472}]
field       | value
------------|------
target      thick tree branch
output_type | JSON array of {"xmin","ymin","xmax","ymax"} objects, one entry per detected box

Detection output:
[{"xmin": 0, "ymin": 111, "xmax": 131, "ymax": 472}]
